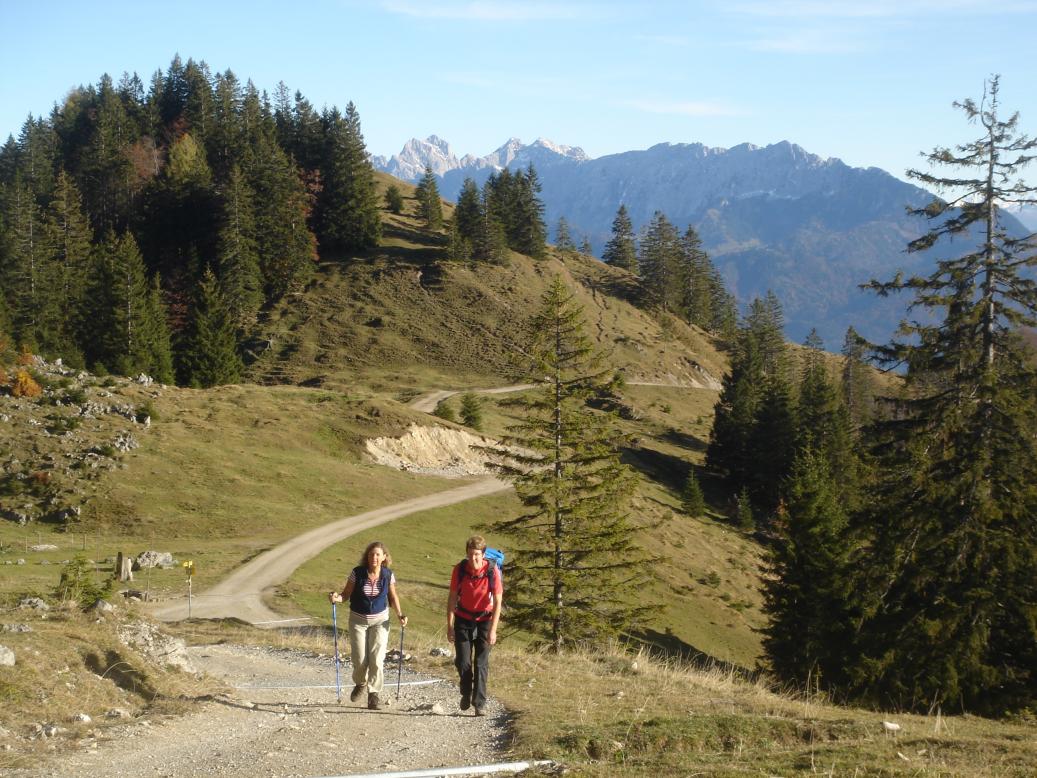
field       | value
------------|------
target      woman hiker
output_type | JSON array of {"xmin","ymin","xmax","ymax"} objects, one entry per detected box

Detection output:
[
  {"xmin": 447, "ymin": 535, "xmax": 503, "ymax": 716},
  {"xmin": 329, "ymin": 541, "xmax": 407, "ymax": 709}
]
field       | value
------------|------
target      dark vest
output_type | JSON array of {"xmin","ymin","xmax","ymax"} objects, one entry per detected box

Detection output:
[{"xmin": 349, "ymin": 565, "xmax": 392, "ymax": 615}]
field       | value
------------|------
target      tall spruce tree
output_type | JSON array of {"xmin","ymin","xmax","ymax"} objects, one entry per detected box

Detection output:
[
  {"xmin": 850, "ymin": 77, "xmax": 1037, "ymax": 713},
  {"xmin": 82, "ymin": 231, "xmax": 164, "ymax": 376},
  {"xmin": 40, "ymin": 171, "xmax": 92, "ymax": 361},
  {"xmin": 840, "ymin": 326, "xmax": 874, "ymax": 428},
  {"xmin": 453, "ymin": 177, "xmax": 482, "ymax": 241},
  {"xmin": 180, "ymin": 266, "xmax": 242, "ymax": 387},
  {"xmin": 0, "ymin": 176, "xmax": 44, "ymax": 349},
  {"xmin": 413, "ymin": 165, "xmax": 443, "ymax": 229},
  {"xmin": 216, "ymin": 165, "xmax": 263, "ymax": 333},
  {"xmin": 246, "ymin": 135, "xmax": 316, "ymax": 300},
  {"xmin": 492, "ymin": 276, "xmax": 649, "ymax": 651},
  {"xmin": 762, "ymin": 447, "xmax": 856, "ymax": 689},
  {"xmin": 638, "ymin": 211, "xmax": 683, "ymax": 311},
  {"xmin": 602, "ymin": 204, "xmax": 637, "ymax": 272}
]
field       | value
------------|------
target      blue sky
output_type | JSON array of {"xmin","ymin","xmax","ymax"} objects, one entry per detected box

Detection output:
[{"xmin": 2, "ymin": 0, "xmax": 1036, "ymax": 183}]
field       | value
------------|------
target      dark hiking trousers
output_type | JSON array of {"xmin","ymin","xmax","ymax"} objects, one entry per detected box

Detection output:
[{"xmin": 454, "ymin": 616, "xmax": 492, "ymax": 708}]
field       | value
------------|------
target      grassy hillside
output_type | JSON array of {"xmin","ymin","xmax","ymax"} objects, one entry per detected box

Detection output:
[{"xmin": 245, "ymin": 172, "xmax": 726, "ymax": 394}]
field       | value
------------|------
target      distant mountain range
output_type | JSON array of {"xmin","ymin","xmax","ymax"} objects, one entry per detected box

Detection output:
[{"xmin": 374, "ymin": 136, "xmax": 1031, "ymax": 348}]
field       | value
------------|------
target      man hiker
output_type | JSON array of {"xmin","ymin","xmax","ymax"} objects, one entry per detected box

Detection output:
[{"xmin": 446, "ymin": 535, "xmax": 503, "ymax": 716}]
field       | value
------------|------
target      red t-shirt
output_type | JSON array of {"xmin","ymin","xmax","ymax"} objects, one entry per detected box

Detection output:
[{"xmin": 451, "ymin": 560, "xmax": 503, "ymax": 622}]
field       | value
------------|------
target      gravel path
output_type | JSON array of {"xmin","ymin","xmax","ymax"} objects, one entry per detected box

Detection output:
[{"xmin": 13, "ymin": 643, "xmax": 510, "ymax": 778}]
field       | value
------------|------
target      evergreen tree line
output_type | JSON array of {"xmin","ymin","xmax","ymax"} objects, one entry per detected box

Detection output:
[
  {"xmin": 708, "ymin": 78, "xmax": 1037, "ymax": 716},
  {"xmin": 600, "ymin": 204, "xmax": 737, "ymax": 337},
  {"xmin": 0, "ymin": 55, "xmax": 381, "ymax": 386},
  {"xmin": 448, "ymin": 165, "xmax": 547, "ymax": 263}
]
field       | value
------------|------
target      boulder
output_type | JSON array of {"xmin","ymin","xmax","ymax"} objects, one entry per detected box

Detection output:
[
  {"xmin": 0, "ymin": 645, "xmax": 14, "ymax": 666},
  {"xmin": 29, "ymin": 544, "xmax": 59, "ymax": 552},
  {"xmin": 135, "ymin": 551, "xmax": 175, "ymax": 570},
  {"xmin": 18, "ymin": 596, "xmax": 49, "ymax": 611}
]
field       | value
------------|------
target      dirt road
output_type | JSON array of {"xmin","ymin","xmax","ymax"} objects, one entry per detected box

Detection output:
[
  {"xmin": 12, "ymin": 644, "xmax": 512, "ymax": 778},
  {"xmin": 150, "ymin": 477, "xmax": 510, "ymax": 624}
]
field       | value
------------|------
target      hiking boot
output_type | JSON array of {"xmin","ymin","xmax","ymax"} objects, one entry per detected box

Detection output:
[
  {"xmin": 459, "ymin": 694, "xmax": 471, "ymax": 711},
  {"xmin": 368, "ymin": 692, "xmax": 384, "ymax": 710},
  {"xmin": 350, "ymin": 684, "xmax": 366, "ymax": 702},
  {"xmin": 474, "ymin": 705, "xmax": 486, "ymax": 716}
]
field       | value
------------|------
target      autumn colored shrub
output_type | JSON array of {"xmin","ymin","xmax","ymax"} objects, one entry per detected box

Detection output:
[
  {"xmin": 11, "ymin": 369, "xmax": 43, "ymax": 398},
  {"xmin": 17, "ymin": 345, "xmax": 35, "ymax": 366}
]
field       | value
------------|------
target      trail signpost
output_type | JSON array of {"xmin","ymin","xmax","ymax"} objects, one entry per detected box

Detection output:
[{"xmin": 183, "ymin": 560, "xmax": 195, "ymax": 618}]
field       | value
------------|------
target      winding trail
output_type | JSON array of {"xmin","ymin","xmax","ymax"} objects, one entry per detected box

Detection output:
[{"xmin": 150, "ymin": 477, "xmax": 509, "ymax": 624}]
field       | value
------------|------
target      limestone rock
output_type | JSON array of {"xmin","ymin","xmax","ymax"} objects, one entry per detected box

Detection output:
[{"xmin": 0, "ymin": 645, "xmax": 15, "ymax": 666}]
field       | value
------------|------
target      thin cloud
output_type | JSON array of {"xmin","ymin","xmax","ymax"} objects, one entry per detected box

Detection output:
[
  {"xmin": 623, "ymin": 99, "xmax": 745, "ymax": 118},
  {"xmin": 746, "ymin": 29, "xmax": 864, "ymax": 54},
  {"xmin": 381, "ymin": 1, "xmax": 590, "ymax": 21},
  {"xmin": 730, "ymin": 0, "xmax": 1037, "ymax": 18},
  {"xmin": 634, "ymin": 34, "xmax": 691, "ymax": 47}
]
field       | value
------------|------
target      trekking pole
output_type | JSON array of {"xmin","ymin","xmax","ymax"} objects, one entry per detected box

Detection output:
[
  {"xmin": 396, "ymin": 625, "xmax": 405, "ymax": 700},
  {"xmin": 332, "ymin": 601, "xmax": 342, "ymax": 703}
]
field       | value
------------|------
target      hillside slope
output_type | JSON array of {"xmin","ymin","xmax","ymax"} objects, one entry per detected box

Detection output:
[{"xmin": 244, "ymin": 173, "xmax": 727, "ymax": 394}]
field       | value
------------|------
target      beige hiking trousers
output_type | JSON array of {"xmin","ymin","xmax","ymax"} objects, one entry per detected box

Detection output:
[{"xmin": 348, "ymin": 613, "xmax": 391, "ymax": 693}]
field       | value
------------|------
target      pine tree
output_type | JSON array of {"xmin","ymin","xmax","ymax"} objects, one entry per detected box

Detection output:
[
  {"xmin": 142, "ymin": 273, "xmax": 174, "ymax": 384},
  {"xmin": 39, "ymin": 171, "xmax": 92, "ymax": 361},
  {"xmin": 746, "ymin": 371, "xmax": 797, "ymax": 518},
  {"xmin": 317, "ymin": 102, "xmax": 381, "ymax": 253},
  {"xmin": 578, "ymin": 235, "xmax": 593, "ymax": 256},
  {"xmin": 681, "ymin": 468, "xmax": 706, "ymax": 516},
  {"xmin": 0, "ymin": 176, "xmax": 44, "ymax": 350},
  {"xmin": 210, "ymin": 70, "xmax": 245, "ymax": 180},
  {"xmin": 797, "ymin": 330, "xmax": 859, "ymax": 508},
  {"xmin": 384, "ymin": 184, "xmax": 403, "ymax": 215},
  {"xmin": 492, "ymin": 276, "xmax": 649, "ymax": 651},
  {"xmin": 638, "ymin": 211, "xmax": 683, "ymax": 310},
  {"xmin": 413, "ymin": 166, "xmax": 443, "ymax": 229},
  {"xmin": 763, "ymin": 447, "xmax": 855, "ymax": 689},
  {"xmin": 453, "ymin": 177, "xmax": 482, "ymax": 241},
  {"xmin": 81, "ymin": 231, "xmax": 159, "ymax": 376},
  {"xmin": 840, "ymin": 326, "xmax": 874, "ymax": 428},
  {"xmin": 554, "ymin": 217, "xmax": 575, "ymax": 253},
  {"xmin": 216, "ymin": 165, "xmax": 263, "ymax": 333},
  {"xmin": 459, "ymin": 392, "xmax": 484, "ymax": 431},
  {"xmin": 506, "ymin": 165, "xmax": 546, "ymax": 258},
  {"xmin": 179, "ymin": 266, "xmax": 242, "ymax": 387},
  {"xmin": 246, "ymin": 135, "xmax": 316, "ymax": 300},
  {"xmin": 474, "ymin": 190, "xmax": 509, "ymax": 265},
  {"xmin": 602, "ymin": 204, "xmax": 637, "ymax": 272},
  {"xmin": 706, "ymin": 329, "xmax": 765, "ymax": 493},
  {"xmin": 735, "ymin": 486, "xmax": 755, "ymax": 531},
  {"xmin": 849, "ymin": 77, "xmax": 1037, "ymax": 714}
]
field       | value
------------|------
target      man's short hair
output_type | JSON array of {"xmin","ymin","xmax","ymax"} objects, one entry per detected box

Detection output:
[{"xmin": 466, "ymin": 535, "xmax": 487, "ymax": 552}]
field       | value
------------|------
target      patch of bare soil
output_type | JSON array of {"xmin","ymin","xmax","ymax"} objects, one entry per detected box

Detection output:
[{"xmin": 365, "ymin": 425, "xmax": 502, "ymax": 478}]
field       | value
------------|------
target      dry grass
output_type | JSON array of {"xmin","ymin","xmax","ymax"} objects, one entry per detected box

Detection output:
[
  {"xmin": 0, "ymin": 604, "xmax": 213, "ymax": 771},
  {"xmin": 482, "ymin": 640, "xmax": 1037, "ymax": 776}
]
